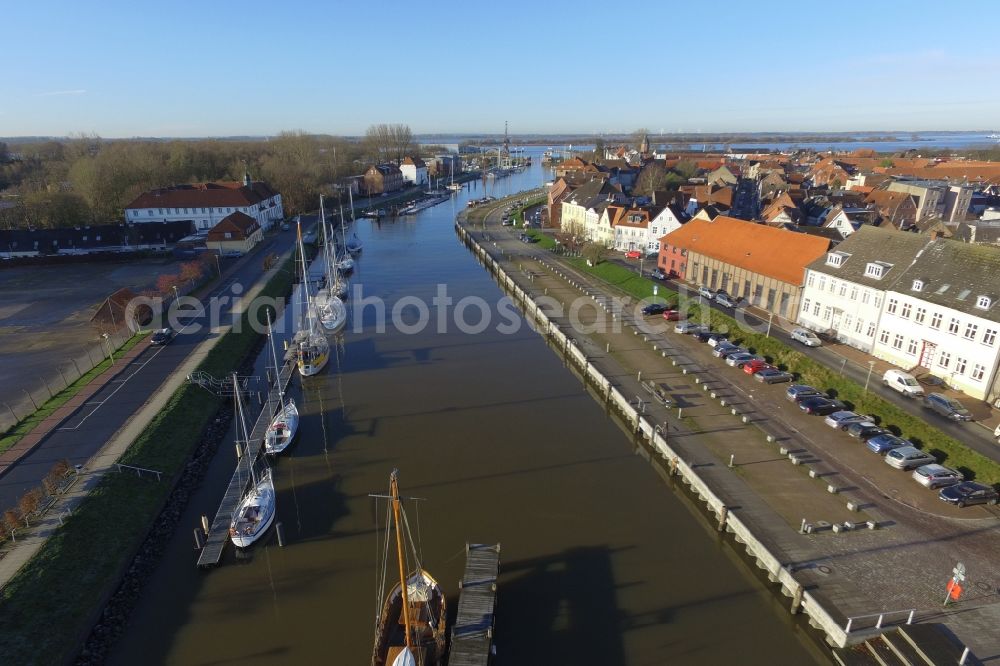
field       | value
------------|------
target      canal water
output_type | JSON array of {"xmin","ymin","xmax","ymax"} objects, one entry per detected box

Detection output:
[{"xmin": 110, "ymin": 151, "xmax": 825, "ymax": 665}]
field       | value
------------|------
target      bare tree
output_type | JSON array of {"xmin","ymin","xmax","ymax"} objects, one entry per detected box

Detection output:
[
  {"xmin": 18, "ymin": 488, "xmax": 42, "ymax": 525},
  {"xmin": 364, "ymin": 123, "xmax": 414, "ymax": 164},
  {"xmin": 634, "ymin": 163, "xmax": 669, "ymax": 196}
]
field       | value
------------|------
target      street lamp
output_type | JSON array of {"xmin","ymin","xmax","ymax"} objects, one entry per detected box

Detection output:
[
  {"xmin": 102, "ymin": 333, "xmax": 114, "ymax": 365},
  {"xmin": 214, "ymin": 253, "xmax": 222, "ymax": 278},
  {"xmin": 766, "ymin": 312, "xmax": 774, "ymax": 338},
  {"xmin": 864, "ymin": 360, "xmax": 875, "ymax": 392},
  {"xmin": 172, "ymin": 285, "xmax": 179, "ymax": 302}
]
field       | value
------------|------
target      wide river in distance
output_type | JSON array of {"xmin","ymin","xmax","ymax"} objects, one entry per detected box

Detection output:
[{"xmin": 110, "ymin": 150, "xmax": 827, "ymax": 665}]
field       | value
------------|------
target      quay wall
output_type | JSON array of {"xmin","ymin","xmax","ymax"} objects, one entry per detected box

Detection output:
[{"xmin": 456, "ymin": 219, "xmax": 852, "ymax": 649}]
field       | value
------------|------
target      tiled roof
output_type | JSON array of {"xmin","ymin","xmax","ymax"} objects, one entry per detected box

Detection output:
[
  {"xmin": 803, "ymin": 225, "xmax": 927, "ymax": 288},
  {"xmin": 895, "ymin": 238, "xmax": 1000, "ymax": 320},
  {"xmin": 207, "ymin": 212, "xmax": 259, "ymax": 241},
  {"xmin": 125, "ymin": 181, "xmax": 278, "ymax": 210},
  {"xmin": 662, "ymin": 215, "xmax": 830, "ymax": 285}
]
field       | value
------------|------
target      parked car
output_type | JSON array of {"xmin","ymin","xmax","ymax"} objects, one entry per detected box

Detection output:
[
  {"xmin": 790, "ymin": 328, "xmax": 822, "ymax": 347},
  {"xmin": 938, "ymin": 482, "xmax": 999, "ymax": 508},
  {"xmin": 922, "ymin": 393, "xmax": 973, "ymax": 421},
  {"xmin": 885, "ymin": 446, "xmax": 937, "ymax": 470},
  {"xmin": 786, "ymin": 385, "xmax": 822, "ymax": 402},
  {"xmin": 501, "ymin": 218, "xmax": 514, "ymax": 226},
  {"xmin": 714, "ymin": 292, "xmax": 738, "ymax": 308},
  {"xmin": 662, "ymin": 309, "xmax": 685, "ymax": 321},
  {"xmin": 706, "ymin": 332, "xmax": 730, "ymax": 347},
  {"xmin": 742, "ymin": 359, "xmax": 773, "ymax": 375},
  {"xmin": 846, "ymin": 422, "xmax": 890, "ymax": 440},
  {"xmin": 867, "ymin": 434, "xmax": 912, "ymax": 455},
  {"xmin": 624, "ymin": 250, "xmax": 642, "ymax": 259},
  {"xmin": 698, "ymin": 286, "xmax": 714, "ymax": 300},
  {"xmin": 150, "ymin": 327, "xmax": 176, "ymax": 346},
  {"xmin": 883, "ymin": 369, "xmax": 924, "ymax": 398},
  {"xmin": 824, "ymin": 411, "xmax": 873, "ymax": 430},
  {"xmin": 912, "ymin": 464, "xmax": 963, "ymax": 489},
  {"xmin": 726, "ymin": 353, "xmax": 762, "ymax": 368},
  {"xmin": 712, "ymin": 344, "xmax": 744, "ymax": 358},
  {"xmin": 675, "ymin": 321, "xmax": 706, "ymax": 334},
  {"xmin": 642, "ymin": 303, "xmax": 668, "ymax": 315},
  {"xmin": 798, "ymin": 397, "xmax": 846, "ymax": 415},
  {"xmin": 694, "ymin": 329, "xmax": 714, "ymax": 342},
  {"xmin": 755, "ymin": 368, "xmax": 794, "ymax": 384},
  {"xmin": 650, "ymin": 268, "xmax": 667, "ymax": 280}
]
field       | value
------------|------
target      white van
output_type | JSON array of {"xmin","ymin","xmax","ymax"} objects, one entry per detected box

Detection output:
[{"xmin": 883, "ymin": 369, "xmax": 924, "ymax": 398}]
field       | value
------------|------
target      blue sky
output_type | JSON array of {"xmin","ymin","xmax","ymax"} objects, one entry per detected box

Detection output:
[{"xmin": 4, "ymin": 0, "xmax": 1000, "ymax": 137}]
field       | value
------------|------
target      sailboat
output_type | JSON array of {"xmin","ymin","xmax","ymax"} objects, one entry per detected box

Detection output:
[
  {"xmin": 371, "ymin": 470, "xmax": 447, "ymax": 666},
  {"xmin": 446, "ymin": 159, "xmax": 462, "ymax": 192},
  {"xmin": 292, "ymin": 221, "xmax": 330, "ymax": 376},
  {"xmin": 264, "ymin": 312, "xmax": 298, "ymax": 456},
  {"xmin": 229, "ymin": 376, "xmax": 276, "ymax": 548},
  {"xmin": 313, "ymin": 196, "xmax": 347, "ymax": 333},
  {"xmin": 347, "ymin": 232, "xmax": 363, "ymax": 255},
  {"xmin": 336, "ymin": 203, "xmax": 355, "ymax": 273}
]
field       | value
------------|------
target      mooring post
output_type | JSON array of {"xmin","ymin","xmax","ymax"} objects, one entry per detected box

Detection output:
[
  {"xmin": 201, "ymin": 515, "xmax": 209, "ymax": 534},
  {"xmin": 193, "ymin": 528, "xmax": 205, "ymax": 550},
  {"xmin": 717, "ymin": 505, "xmax": 728, "ymax": 532},
  {"xmin": 790, "ymin": 584, "xmax": 804, "ymax": 615},
  {"xmin": 276, "ymin": 522, "xmax": 286, "ymax": 547}
]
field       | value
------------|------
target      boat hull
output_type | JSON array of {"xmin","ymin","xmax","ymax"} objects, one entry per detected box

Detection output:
[
  {"xmin": 372, "ymin": 570, "xmax": 447, "ymax": 666},
  {"xmin": 264, "ymin": 400, "xmax": 299, "ymax": 455},
  {"xmin": 229, "ymin": 470, "xmax": 276, "ymax": 548}
]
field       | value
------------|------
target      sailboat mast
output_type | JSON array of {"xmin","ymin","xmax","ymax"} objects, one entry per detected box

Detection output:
[
  {"xmin": 390, "ymin": 470, "xmax": 414, "ymax": 653},
  {"xmin": 266, "ymin": 311, "xmax": 284, "ymax": 412},
  {"xmin": 348, "ymin": 188, "xmax": 355, "ymax": 222},
  {"xmin": 233, "ymin": 374, "xmax": 256, "ymax": 486},
  {"xmin": 297, "ymin": 222, "xmax": 316, "ymax": 332}
]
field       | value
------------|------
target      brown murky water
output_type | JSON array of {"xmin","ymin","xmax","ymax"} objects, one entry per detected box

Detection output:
[{"xmin": 110, "ymin": 155, "xmax": 826, "ymax": 665}]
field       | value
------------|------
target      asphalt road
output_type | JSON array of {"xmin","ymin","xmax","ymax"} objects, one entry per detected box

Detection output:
[{"xmin": 0, "ymin": 223, "xmax": 311, "ymax": 510}]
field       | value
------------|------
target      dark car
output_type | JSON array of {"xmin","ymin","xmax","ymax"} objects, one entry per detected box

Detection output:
[
  {"xmin": 786, "ymin": 384, "xmax": 822, "ymax": 402},
  {"xmin": 650, "ymin": 268, "xmax": 667, "ymax": 280},
  {"xmin": 150, "ymin": 327, "xmax": 175, "ymax": 346},
  {"xmin": 694, "ymin": 330, "xmax": 714, "ymax": 342},
  {"xmin": 642, "ymin": 303, "xmax": 668, "ymax": 315},
  {"xmin": 712, "ymin": 344, "xmax": 743, "ymax": 358},
  {"xmin": 922, "ymin": 393, "xmax": 973, "ymax": 421},
  {"xmin": 846, "ymin": 422, "xmax": 890, "ymax": 440},
  {"xmin": 938, "ymin": 482, "xmax": 999, "ymax": 508},
  {"xmin": 754, "ymin": 368, "xmax": 794, "ymax": 384},
  {"xmin": 867, "ymin": 433, "xmax": 911, "ymax": 455},
  {"xmin": 798, "ymin": 397, "xmax": 846, "ymax": 415}
]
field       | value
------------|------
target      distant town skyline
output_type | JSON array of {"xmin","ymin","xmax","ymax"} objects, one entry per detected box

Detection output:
[{"xmin": 5, "ymin": 0, "xmax": 1000, "ymax": 138}]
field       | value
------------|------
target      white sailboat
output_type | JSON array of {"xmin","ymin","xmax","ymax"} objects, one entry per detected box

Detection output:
[
  {"xmin": 292, "ymin": 221, "xmax": 330, "ymax": 376},
  {"xmin": 314, "ymin": 196, "xmax": 347, "ymax": 333},
  {"xmin": 446, "ymin": 160, "xmax": 462, "ymax": 192},
  {"xmin": 336, "ymin": 203, "xmax": 355, "ymax": 273},
  {"xmin": 264, "ymin": 312, "xmax": 298, "ymax": 456},
  {"xmin": 229, "ymin": 376, "xmax": 276, "ymax": 548}
]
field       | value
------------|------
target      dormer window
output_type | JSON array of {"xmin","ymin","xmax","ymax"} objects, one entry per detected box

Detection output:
[
  {"xmin": 864, "ymin": 261, "xmax": 890, "ymax": 279},
  {"xmin": 912, "ymin": 279, "xmax": 924, "ymax": 292},
  {"xmin": 977, "ymin": 295, "xmax": 992, "ymax": 310},
  {"xmin": 826, "ymin": 251, "xmax": 849, "ymax": 267}
]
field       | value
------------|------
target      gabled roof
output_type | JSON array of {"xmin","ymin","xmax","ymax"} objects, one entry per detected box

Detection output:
[
  {"xmin": 803, "ymin": 225, "xmax": 928, "ymax": 288},
  {"xmin": 894, "ymin": 238, "xmax": 1000, "ymax": 320},
  {"xmin": 207, "ymin": 212, "xmax": 259, "ymax": 241},
  {"xmin": 662, "ymin": 215, "xmax": 830, "ymax": 284},
  {"xmin": 562, "ymin": 179, "xmax": 620, "ymax": 208},
  {"xmin": 125, "ymin": 181, "xmax": 278, "ymax": 210},
  {"xmin": 401, "ymin": 156, "xmax": 426, "ymax": 168}
]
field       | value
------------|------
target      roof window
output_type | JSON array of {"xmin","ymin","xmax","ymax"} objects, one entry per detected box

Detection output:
[
  {"xmin": 911, "ymin": 279, "xmax": 924, "ymax": 292},
  {"xmin": 976, "ymin": 295, "xmax": 992, "ymax": 310}
]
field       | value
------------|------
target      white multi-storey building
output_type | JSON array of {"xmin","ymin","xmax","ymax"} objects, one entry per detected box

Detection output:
[
  {"xmin": 124, "ymin": 173, "xmax": 283, "ymax": 231},
  {"xmin": 798, "ymin": 226, "xmax": 1000, "ymax": 402},
  {"xmin": 399, "ymin": 156, "xmax": 428, "ymax": 186}
]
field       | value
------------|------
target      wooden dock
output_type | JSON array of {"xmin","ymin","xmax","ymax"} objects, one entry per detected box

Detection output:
[
  {"xmin": 448, "ymin": 543, "xmax": 501, "ymax": 666},
  {"xmin": 197, "ymin": 358, "xmax": 296, "ymax": 568}
]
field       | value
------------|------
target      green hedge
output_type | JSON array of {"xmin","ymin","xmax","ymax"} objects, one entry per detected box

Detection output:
[
  {"xmin": 0, "ymin": 256, "xmax": 296, "ymax": 666},
  {"xmin": 554, "ymin": 256, "xmax": 1000, "ymax": 486}
]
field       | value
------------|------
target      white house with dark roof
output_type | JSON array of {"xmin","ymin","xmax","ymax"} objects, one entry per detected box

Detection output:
[
  {"xmin": 872, "ymin": 239, "xmax": 1000, "ymax": 402},
  {"xmin": 124, "ymin": 173, "xmax": 283, "ymax": 231},
  {"xmin": 399, "ymin": 156, "xmax": 428, "ymax": 186}
]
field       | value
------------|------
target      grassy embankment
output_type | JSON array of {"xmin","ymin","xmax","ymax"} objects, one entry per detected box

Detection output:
[
  {"xmin": 0, "ymin": 255, "xmax": 297, "ymax": 666},
  {"xmin": 0, "ymin": 332, "xmax": 149, "ymax": 456},
  {"xmin": 521, "ymin": 241, "xmax": 1000, "ymax": 486}
]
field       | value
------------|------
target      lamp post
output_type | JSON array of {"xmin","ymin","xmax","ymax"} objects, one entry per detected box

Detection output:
[
  {"xmin": 172, "ymin": 285, "xmax": 179, "ymax": 302},
  {"xmin": 102, "ymin": 333, "xmax": 115, "ymax": 365},
  {"xmin": 766, "ymin": 312, "xmax": 774, "ymax": 338},
  {"xmin": 214, "ymin": 253, "xmax": 222, "ymax": 278},
  {"xmin": 864, "ymin": 360, "xmax": 875, "ymax": 392}
]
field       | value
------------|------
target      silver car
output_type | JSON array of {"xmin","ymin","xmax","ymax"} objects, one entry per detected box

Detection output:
[
  {"xmin": 725, "ymin": 352, "xmax": 758, "ymax": 367},
  {"xmin": 885, "ymin": 446, "xmax": 937, "ymax": 470},
  {"xmin": 912, "ymin": 464, "xmax": 963, "ymax": 489}
]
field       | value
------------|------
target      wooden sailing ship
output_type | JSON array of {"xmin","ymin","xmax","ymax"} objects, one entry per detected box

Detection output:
[{"xmin": 371, "ymin": 470, "xmax": 447, "ymax": 666}]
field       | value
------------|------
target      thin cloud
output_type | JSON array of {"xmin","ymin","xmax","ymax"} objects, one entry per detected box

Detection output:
[{"xmin": 34, "ymin": 89, "xmax": 87, "ymax": 97}]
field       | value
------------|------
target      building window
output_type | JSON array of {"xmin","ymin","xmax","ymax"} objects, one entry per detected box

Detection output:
[
  {"xmin": 829, "ymin": 279, "xmax": 837, "ymax": 293},
  {"xmin": 879, "ymin": 329, "xmax": 890, "ymax": 344},
  {"xmin": 823, "ymin": 306, "xmax": 832, "ymax": 321},
  {"xmin": 915, "ymin": 307, "xmax": 926, "ymax": 324},
  {"xmin": 864, "ymin": 262, "xmax": 886, "ymax": 278},
  {"xmin": 838, "ymin": 282, "xmax": 847, "ymax": 296},
  {"xmin": 807, "ymin": 273, "xmax": 815, "ymax": 287},
  {"xmin": 892, "ymin": 334, "xmax": 904, "ymax": 349},
  {"xmin": 930, "ymin": 312, "xmax": 942, "ymax": 329},
  {"xmin": 955, "ymin": 358, "xmax": 967, "ymax": 375},
  {"xmin": 874, "ymin": 294, "xmax": 882, "ymax": 308},
  {"xmin": 802, "ymin": 299, "xmax": 811, "ymax": 315},
  {"xmin": 984, "ymin": 329, "xmax": 997, "ymax": 346},
  {"xmin": 963, "ymin": 323, "xmax": 978, "ymax": 340},
  {"xmin": 899, "ymin": 303, "xmax": 911, "ymax": 319},
  {"xmin": 948, "ymin": 318, "xmax": 960, "ymax": 335},
  {"xmin": 938, "ymin": 352, "xmax": 951, "ymax": 369},
  {"xmin": 976, "ymin": 295, "xmax": 991, "ymax": 309},
  {"xmin": 861, "ymin": 290, "xmax": 871, "ymax": 304},
  {"xmin": 906, "ymin": 339, "xmax": 918, "ymax": 355},
  {"xmin": 850, "ymin": 286, "xmax": 858, "ymax": 301},
  {"xmin": 855, "ymin": 318, "xmax": 864, "ymax": 333},
  {"xmin": 971, "ymin": 364, "xmax": 986, "ymax": 381},
  {"xmin": 912, "ymin": 279, "xmax": 924, "ymax": 292},
  {"xmin": 767, "ymin": 288, "xmax": 776, "ymax": 309},
  {"xmin": 887, "ymin": 298, "xmax": 898, "ymax": 314},
  {"xmin": 867, "ymin": 322, "xmax": 876, "ymax": 337},
  {"xmin": 780, "ymin": 292, "xmax": 790, "ymax": 316}
]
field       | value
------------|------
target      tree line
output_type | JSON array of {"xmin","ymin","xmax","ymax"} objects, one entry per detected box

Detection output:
[{"xmin": 0, "ymin": 125, "xmax": 419, "ymax": 229}]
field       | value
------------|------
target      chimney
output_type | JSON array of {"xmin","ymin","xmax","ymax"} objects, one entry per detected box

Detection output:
[{"xmin": 930, "ymin": 230, "xmax": 942, "ymax": 240}]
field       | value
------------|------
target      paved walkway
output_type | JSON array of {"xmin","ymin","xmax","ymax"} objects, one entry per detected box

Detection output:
[{"xmin": 0, "ymin": 241, "xmax": 293, "ymax": 588}]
